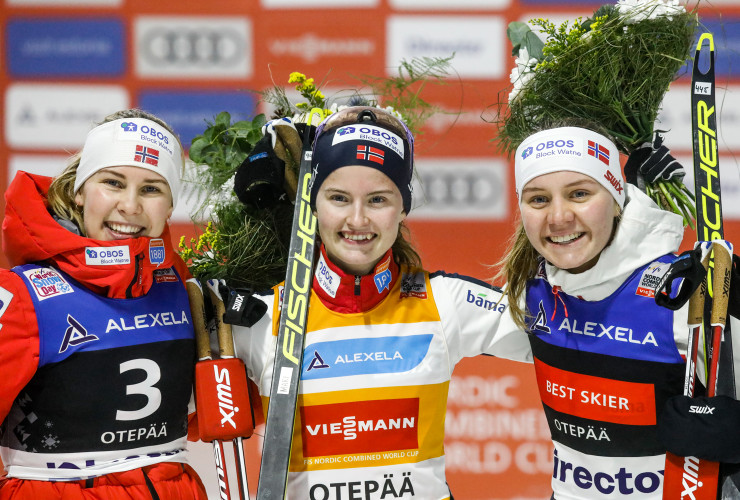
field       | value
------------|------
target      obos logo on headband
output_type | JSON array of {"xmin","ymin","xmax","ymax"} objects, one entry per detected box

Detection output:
[{"xmin": 332, "ymin": 124, "xmax": 405, "ymax": 160}]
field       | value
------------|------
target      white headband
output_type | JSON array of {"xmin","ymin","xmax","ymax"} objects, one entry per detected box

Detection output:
[
  {"xmin": 75, "ymin": 118, "xmax": 183, "ymax": 206},
  {"xmin": 514, "ymin": 126, "xmax": 625, "ymax": 208}
]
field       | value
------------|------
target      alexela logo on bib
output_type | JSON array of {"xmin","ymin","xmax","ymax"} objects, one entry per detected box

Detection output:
[{"xmin": 85, "ymin": 246, "xmax": 131, "ymax": 266}]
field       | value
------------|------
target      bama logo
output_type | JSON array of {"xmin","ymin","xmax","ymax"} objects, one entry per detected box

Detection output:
[
  {"xmin": 301, "ymin": 334, "xmax": 433, "ymax": 380},
  {"xmin": 553, "ymin": 449, "xmax": 663, "ymax": 496},
  {"xmin": 300, "ymin": 398, "xmax": 419, "ymax": 457},
  {"xmin": 465, "ymin": 290, "xmax": 506, "ymax": 312},
  {"xmin": 23, "ymin": 268, "xmax": 73, "ymax": 301},
  {"xmin": 85, "ymin": 246, "xmax": 131, "ymax": 266}
]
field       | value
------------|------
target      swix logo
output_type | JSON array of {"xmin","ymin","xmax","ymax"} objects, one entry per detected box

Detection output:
[
  {"xmin": 604, "ymin": 170, "xmax": 624, "ymax": 194},
  {"xmin": 214, "ymin": 365, "xmax": 239, "ymax": 429},
  {"xmin": 59, "ymin": 314, "xmax": 99, "ymax": 353},
  {"xmin": 688, "ymin": 405, "xmax": 715, "ymax": 414},
  {"xmin": 681, "ymin": 456, "xmax": 704, "ymax": 500},
  {"xmin": 231, "ymin": 293, "xmax": 244, "ymax": 311},
  {"xmin": 307, "ymin": 350, "xmax": 329, "ymax": 371}
]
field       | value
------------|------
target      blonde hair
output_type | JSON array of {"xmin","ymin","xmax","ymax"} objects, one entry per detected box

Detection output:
[
  {"xmin": 495, "ymin": 119, "xmax": 623, "ymax": 330},
  {"xmin": 47, "ymin": 109, "xmax": 182, "ymax": 236}
]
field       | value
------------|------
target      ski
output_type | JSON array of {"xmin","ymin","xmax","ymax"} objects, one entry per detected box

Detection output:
[
  {"xmin": 256, "ymin": 112, "xmax": 321, "ymax": 499},
  {"xmin": 663, "ymin": 32, "xmax": 734, "ymax": 500}
]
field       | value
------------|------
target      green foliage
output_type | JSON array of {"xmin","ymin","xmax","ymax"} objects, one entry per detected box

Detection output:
[{"xmin": 496, "ymin": 1, "xmax": 699, "ymax": 226}]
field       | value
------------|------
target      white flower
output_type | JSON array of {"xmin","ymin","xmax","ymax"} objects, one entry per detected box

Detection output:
[
  {"xmin": 508, "ymin": 46, "xmax": 539, "ymax": 102},
  {"xmin": 617, "ymin": 0, "xmax": 685, "ymax": 24}
]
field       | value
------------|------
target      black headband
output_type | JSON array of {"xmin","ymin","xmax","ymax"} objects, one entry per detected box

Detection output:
[{"xmin": 309, "ymin": 122, "xmax": 413, "ymax": 213}]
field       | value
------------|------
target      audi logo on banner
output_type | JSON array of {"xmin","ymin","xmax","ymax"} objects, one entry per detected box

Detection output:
[
  {"xmin": 135, "ymin": 17, "xmax": 252, "ymax": 78},
  {"xmin": 411, "ymin": 159, "xmax": 509, "ymax": 219}
]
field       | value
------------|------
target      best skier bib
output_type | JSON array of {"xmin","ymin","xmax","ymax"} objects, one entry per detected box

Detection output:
[
  {"xmin": 526, "ymin": 255, "xmax": 685, "ymax": 499},
  {"xmin": 1, "ymin": 264, "xmax": 195, "ymax": 480}
]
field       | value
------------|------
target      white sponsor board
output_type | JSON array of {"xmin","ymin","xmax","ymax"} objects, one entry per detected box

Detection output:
[
  {"xmin": 410, "ymin": 158, "xmax": 509, "ymax": 220},
  {"xmin": 262, "ymin": 0, "xmax": 376, "ymax": 6},
  {"xmin": 135, "ymin": 17, "xmax": 252, "ymax": 79},
  {"xmin": 5, "ymin": 84, "xmax": 129, "ymax": 150},
  {"xmin": 391, "ymin": 0, "xmax": 509, "ymax": 9},
  {"xmin": 387, "ymin": 16, "xmax": 506, "ymax": 80}
]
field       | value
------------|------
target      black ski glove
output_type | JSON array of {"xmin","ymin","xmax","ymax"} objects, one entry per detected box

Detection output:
[
  {"xmin": 624, "ymin": 133, "xmax": 685, "ymax": 187},
  {"xmin": 658, "ymin": 395, "xmax": 740, "ymax": 463},
  {"xmin": 234, "ymin": 133, "xmax": 287, "ymax": 209}
]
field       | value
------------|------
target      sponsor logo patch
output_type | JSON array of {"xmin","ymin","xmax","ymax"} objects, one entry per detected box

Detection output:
[
  {"xmin": 315, "ymin": 254, "xmax": 340, "ymax": 298},
  {"xmin": 300, "ymin": 398, "xmax": 419, "ymax": 457},
  {"xmin": 302, "ymin": 335, "xmax": 433, "ymax": 379},
  {"xmin": 534, "ymin": 358, "xmax": 656, "ymax": 425},
  {"xmin": 153, "ymin": 268, "xmax": 177, "ymax": 283},
  {"xmin": 333, "ymin": 124, "xmax": 404, "ymax": 159},
  {"xmin": 149, "ymin": 238, "xmax": 165, "ymax": 266},
  {"xmin": 23, "ymin": 267, "xmax": 74, "ymax": 300},
  {"xmin": 373, "ymin": 255, "xmax": 392, "ymax": 293},
  {"xmin": 85, "ymin": 246, "xmax": 131, "ymax": 266},
  {"xmin": 636, "ymin": 261, "xmax": 670, "ymax": 298},
  {"xmin": 400, "ymin": 272, "xmax": 427, "ymax": 299}
]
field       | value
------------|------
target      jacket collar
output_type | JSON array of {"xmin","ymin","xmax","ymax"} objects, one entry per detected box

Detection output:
[
  {"xmin": 312, "ymin": 244, "xmax": 399, "ymax": 314},
  {"xmin": 3, "ymin": 171, "xmax": 182, "ymax": 299}
]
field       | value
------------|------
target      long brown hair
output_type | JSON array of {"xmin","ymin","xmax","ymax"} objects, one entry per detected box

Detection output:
[{"xmin": 47, "ymin": 109, "xmax": 182, "ymax": 236}]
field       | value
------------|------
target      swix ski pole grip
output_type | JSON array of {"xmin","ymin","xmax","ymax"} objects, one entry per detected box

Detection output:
[
  {"xmin": 708, "ymin": 242, "xmax": 732, "ymax": 396},
  {"xmin": 196, "ymin": 283, "xmax": 254, "ymax": 442},
  {"xmin": 205, "ymin": 281, "xmax": 253, "ymax": 500},
  {"xmin": 186, "ymin": 279, "xmax": 234, "ymax": 500},
  {"xmin": 186, "ymin": 279, "xmax": 212, "ymax": 361},
  {"xmin": 256, "ymin": 109, "xmax": 323, "ymax": 500}
]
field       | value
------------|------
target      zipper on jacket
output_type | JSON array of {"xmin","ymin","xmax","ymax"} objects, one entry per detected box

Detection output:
[
  {"xmin": 354, "ymin": 275, "xmax": 361, "ymax": 296},
  {"xmin": 126, "ymin": 253, "xmax": 144, "ymax": 299}
]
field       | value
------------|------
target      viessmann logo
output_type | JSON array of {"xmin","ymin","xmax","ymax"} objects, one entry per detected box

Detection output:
[{"xmin": 300, "ymin": 398, "xmax": 419, "ymax": 457}]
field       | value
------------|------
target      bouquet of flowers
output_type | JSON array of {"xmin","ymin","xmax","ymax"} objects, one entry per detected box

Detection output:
[
  {"xmin": 180, "ymin": 56, "xmax": 453, "ymax": 289},
  {"xmin": 496, "ymin": 0, "xmax": 699, "ymax": 226}
]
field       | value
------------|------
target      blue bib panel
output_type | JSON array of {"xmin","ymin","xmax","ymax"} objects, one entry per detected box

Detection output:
[
  {"xmin": 3, "ymin": 264, "xmax": 195, "ymax": 455},
  {"xmin": 525, "ymin": 254, "xmax": 685, "ymax": 457}
]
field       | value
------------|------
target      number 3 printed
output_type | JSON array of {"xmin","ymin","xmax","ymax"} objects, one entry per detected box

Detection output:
[{"xmin": 116, "ymin": 359, "xmax": 162, "ymax": 421}]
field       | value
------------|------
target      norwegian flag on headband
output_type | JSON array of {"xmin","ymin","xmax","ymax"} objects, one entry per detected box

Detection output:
[
  {"xmin": 356, "ymin": 145, "xmax": 385, "ymax": 165},
  {"xmin": 134, "ymin": 145, "xmax": 160, "ymax": 166},
  {"xmin": 587, "ymin": 140, "xmax": 610, "ymax": 166}
]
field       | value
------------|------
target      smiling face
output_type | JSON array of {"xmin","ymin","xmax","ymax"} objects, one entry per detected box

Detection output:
[
  {"xmin": 520, "ymin": 170, "xmax": 620, "ymax": 273},
  {"xmin": 74, "ymin": 166, "xmax": 173, "ymax": 241},
  {"xmin": 315, "ymin": 165, "xmax": 406, "ymax": 276}
]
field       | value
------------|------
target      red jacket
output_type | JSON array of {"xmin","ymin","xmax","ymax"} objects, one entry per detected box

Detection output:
[{"xmin": 0, "ymin": 172, "xmax": 192, "ymax": 421}]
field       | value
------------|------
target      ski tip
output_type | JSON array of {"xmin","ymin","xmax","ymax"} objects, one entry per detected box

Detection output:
[{"xmin": 696, "ymin": 32, "xmax": 714, "ymax": 52}]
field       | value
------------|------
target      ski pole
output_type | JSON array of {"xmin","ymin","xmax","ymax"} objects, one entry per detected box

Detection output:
[
  {"xmin": 188, "ymin": 279, "xmax": 255, "ymax": 500},
  {"xmin": 186, "ymin": 279, "xmax": 234, "ymax": 500},
  {"xmin": 206, "ymin": 280, "xmax": 253, "ymax": 500},
  {"xmin": 707, "ymin": 241, "xmax": 733, "ymax": 397}
]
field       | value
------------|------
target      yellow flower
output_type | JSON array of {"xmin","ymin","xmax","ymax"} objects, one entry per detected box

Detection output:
[{"xmin": 288, "ymin": 72, "xmax": 306, "ymax": 84}]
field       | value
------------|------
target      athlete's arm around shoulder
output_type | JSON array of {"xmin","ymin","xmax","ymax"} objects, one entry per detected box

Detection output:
[
  {"xmin": 0, "ymin": 269, "xmax": 41, "ymax": 420},
  {"xmin": 429, "ymin": 271, "xmax": 532, "ymax": 366}
]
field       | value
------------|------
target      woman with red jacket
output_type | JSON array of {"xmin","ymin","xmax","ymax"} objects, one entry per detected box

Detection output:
[{"xmin": 0, "ymin": 109, "xmax": 206, "ymax": 499}]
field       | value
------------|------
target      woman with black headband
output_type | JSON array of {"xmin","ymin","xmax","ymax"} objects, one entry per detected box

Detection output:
[{"xmin": 222, "ymin": 106, "xmax": 531, "ymax": 499}]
